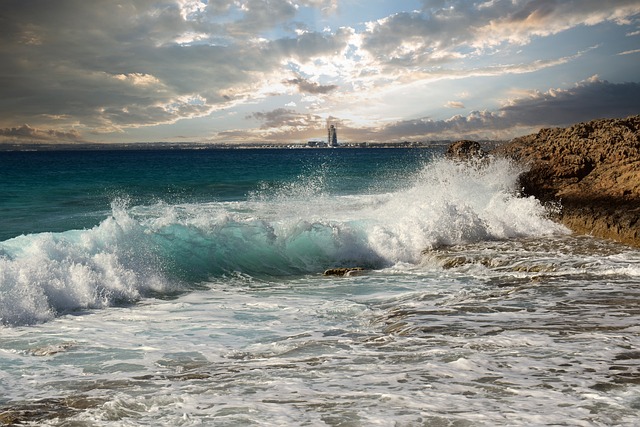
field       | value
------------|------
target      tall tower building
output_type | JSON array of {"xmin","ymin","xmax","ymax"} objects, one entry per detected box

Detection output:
[{"xmin": 327, "ymin": 124, "xmax": 338, "ymax": 147}]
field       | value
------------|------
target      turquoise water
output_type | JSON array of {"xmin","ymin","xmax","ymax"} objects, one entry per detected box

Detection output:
[
  {"xmin": 0, "ymin": 148, "xmax": 432, "ymax": 241},
  {"xmin": 0, "ymin": 148, "xmax": 436, "ymax": 287},
  {"xmin": 1, "ymin": 148, "xmax": 639, "ymax": 425}
]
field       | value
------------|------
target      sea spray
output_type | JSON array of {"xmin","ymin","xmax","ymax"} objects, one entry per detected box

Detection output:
[
  {"xmin": 0, "ymin": 155, "xmax": 567, "ymax": 326},
  {"xmin": 353, "ymin": 156, "xmax": 568, "ymax": 257},
  {"xmin": 0, "ymin": 202, "xmax": 170, "ymax": 325}
]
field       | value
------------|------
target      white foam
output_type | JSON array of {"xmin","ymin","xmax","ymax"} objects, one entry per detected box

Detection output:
[
  {"xmin": 0, "ymin": 157, "xmax": 570, "ymax": 326},
  {"xmin": 0, "ymin": 205, "xmax": 170, "ymax": 326}
]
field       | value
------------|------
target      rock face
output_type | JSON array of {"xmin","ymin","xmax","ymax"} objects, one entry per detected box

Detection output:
[{"xmin": 492, "ymin": 115, "xmax": 640, "ymax": 247}]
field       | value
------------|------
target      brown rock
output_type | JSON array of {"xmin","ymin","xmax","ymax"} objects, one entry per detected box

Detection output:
[
  {"xmin": 323, "ymin": 267, "xmax": 365, "ymax": 276},
  {"xmin": 445, "ymin": 140, "xmax": 487, "ymax": 161},
  {"xmin": 493, "ymin": 115, "xmax": 640, "ymax": 247},
  {"xmin": 0, "ymin": 396, "xmax": 103, "ymax": 425}
]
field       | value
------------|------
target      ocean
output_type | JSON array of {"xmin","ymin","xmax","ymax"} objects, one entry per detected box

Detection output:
[{"xmin": 1, "ymin": 147, "xmax": 639, "ymax": 426}]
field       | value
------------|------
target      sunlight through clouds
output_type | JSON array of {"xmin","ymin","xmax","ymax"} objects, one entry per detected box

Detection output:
[{"xmin": 0, "ymin": 0, "xmax": 638, "ymax": 144}]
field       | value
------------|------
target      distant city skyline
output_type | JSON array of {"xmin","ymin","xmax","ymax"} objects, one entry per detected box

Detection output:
[{"xmin": 1, "ymin": 0, "xmax": 639, "ymax": 146}]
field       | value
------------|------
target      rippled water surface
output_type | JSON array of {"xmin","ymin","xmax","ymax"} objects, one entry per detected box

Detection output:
[{"xmin": 1, "ymin": 149, "xmax": 639, "ymax": 425}]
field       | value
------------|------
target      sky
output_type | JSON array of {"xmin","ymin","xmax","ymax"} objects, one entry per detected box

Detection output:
[{"xmin": 1, "ymin": 0, "xmax": 639, "ymax": 146}]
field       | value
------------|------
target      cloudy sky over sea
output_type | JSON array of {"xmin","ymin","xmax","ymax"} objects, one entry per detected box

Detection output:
[{"xmin": 1, "ymin": 0, "xmax": 639, "ymax": 145}]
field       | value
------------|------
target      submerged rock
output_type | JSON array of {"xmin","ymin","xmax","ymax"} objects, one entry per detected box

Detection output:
[
  {"xmin": 0, "ymin": 396, "xmax": 103, "ymax": 425},
  {"xmin": 28, "ymin": 342, "xmax": 75, "ymax": 356},
  {"xmin": 492, "ymin": 115, "xmax": 640, "ymax": 247},
  {"xmin": 323, "ymin": 267, "xmax": 365, "ymax": 276}
]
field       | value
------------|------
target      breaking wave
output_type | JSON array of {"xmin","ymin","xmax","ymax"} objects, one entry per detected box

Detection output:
[{"xmin": 0, "ymin": 157, "xmax": 568, "ymax": 326}]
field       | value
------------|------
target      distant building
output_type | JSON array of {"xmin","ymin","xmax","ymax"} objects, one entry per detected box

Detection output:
[
  {"xmin": 327, "ymin": 124, "xmax": 338, "ymax": 147},
  {"xmin": 307, "ymin": 140, "xmax": 327, "ymax": 147}
]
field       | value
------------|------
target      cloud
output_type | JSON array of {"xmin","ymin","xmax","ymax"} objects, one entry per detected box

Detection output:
[
  {"xmin": 0, "ymin": 0, "xmax": 638, "ymax": 144},
  {"xmin": 0, "ymin": 124, "xmax": 85, "ymax": 143},
  {"xmin": 218, "ymin": 109, "xmax": 346, "ymax": 144},
  {"xmin": 249, "ymin": 108, "xmax": 323, "ymax": 130},
  {"xmin": 374, "ymin": 111, "xmax": 505, "ymax": 141},
  {"xmin": 212, "ymin": 77, "xmax": 640, "ymax": 144},
  {"xmin": 224, "ymin": 0, "xmax": 298, "ymax": 36},
  {"xmin": 618, "ymin": 48, "xmax": 640, "ymax": 55},
  {"xmin": 268, "ymin": 27, "xmax": 352, "ymax": 61},
  {"xmin": 389, "ymin": 50, "xmax": 590, "ymax": 87},
  {"xmin": 361, "ymin": 0, "xmax": 640, "ymax": 66},
  {"xmin": 445, "ymin": 101, "xmax": 465, "ymax": 109},
  {"xmin": 0, "ymin": 0, "xmax": 349, "ymax": 134},
  {"xmin": 283, "ymin": 77, "xmax": 338, "ymax": 94},
  {"xmin": 498, "ymin": 76, "xmax": 640, "ymax": 126},
  {"xmin": 374, "ymin": 77, "xmax": 640, "ymax": 141}
]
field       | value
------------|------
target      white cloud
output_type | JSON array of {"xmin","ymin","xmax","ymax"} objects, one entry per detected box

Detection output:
[
  {"xmin": 618, "ymin": 48, "xmax": 640, "ymax": 55},
  {"xmin": 361, "ymin": 0, "xmax": 640, "ymax": 66},
  {"xmin": 113, "ymin": 73, "xmax": 165, "ymax": 88},
  {"xmin": 446, "ymin": 101, "xmax": 465, "ymax": 109},
  {"xmin": 474, "ymin": 1, "xmax": 640, "ymax": 47}
]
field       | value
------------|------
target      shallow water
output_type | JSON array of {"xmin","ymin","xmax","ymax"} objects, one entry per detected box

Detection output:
[{"xmin": 1, "ymin": 148, "xmax": 639, "ymax": 425}]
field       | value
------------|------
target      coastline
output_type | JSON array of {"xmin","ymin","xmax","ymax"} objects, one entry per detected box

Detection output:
[
  {"xmin": 0, "ymin": 140, "xmax": 457, "ymax": 151},
  {"xmin": 491, "ymin": 115, "xmax": 639, "ymax": 248},
  {"xmin": 5, "ymin": 116, "xmax": 638, "ymax": 247}
]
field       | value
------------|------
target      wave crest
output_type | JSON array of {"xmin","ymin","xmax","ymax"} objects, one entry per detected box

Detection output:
[{"xmin": 0, "ymin": 156, "xmax": 567, "ymax": 326}]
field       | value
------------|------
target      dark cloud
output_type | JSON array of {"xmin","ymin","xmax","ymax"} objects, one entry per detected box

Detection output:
[
  {"xmin": 284, "ymin": 77, "xmax": 338, "ymax": 94},
  {"xmin": 498, "ymin": 78, "xmax": 640, "ymax": 126},
  {"xmin": 376, "ymin": 78, "xmax": 640, "ymax": 140},
  {"xmin": 376, "ymin": 111, "xmax": 503, "ymax": 141},
  {"xmin": 249, "ymin": 108, "xmax": 323, "ymax": 129},
  {"xmin": 268, "ymin": 28, "xmax": 352, "ymax": 61},
  {"xmin": 0, "ymin": 124, "xmax": 85, "ymax": 143},
  {"xmin": 0, "ymin": 0, "xmax": 348, "ymax": 135}
]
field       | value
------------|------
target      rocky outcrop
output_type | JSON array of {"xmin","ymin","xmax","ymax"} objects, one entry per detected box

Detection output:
[
  {"xmin": 445, "ymin": 140, "xmax": 487, "ymax": 161},
  {"xmin": 492, "ymin": 115, "xmax": 640, "ymax": 247}
]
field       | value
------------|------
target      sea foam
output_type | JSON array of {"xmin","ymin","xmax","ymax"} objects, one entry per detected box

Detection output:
[
  {"xmin": 0, "ymin": 156, "xmax": 567, "ymax": 326},
  {"xmin": 0, "ymin": 205, "xmax": 169, "ymax": 325}
]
